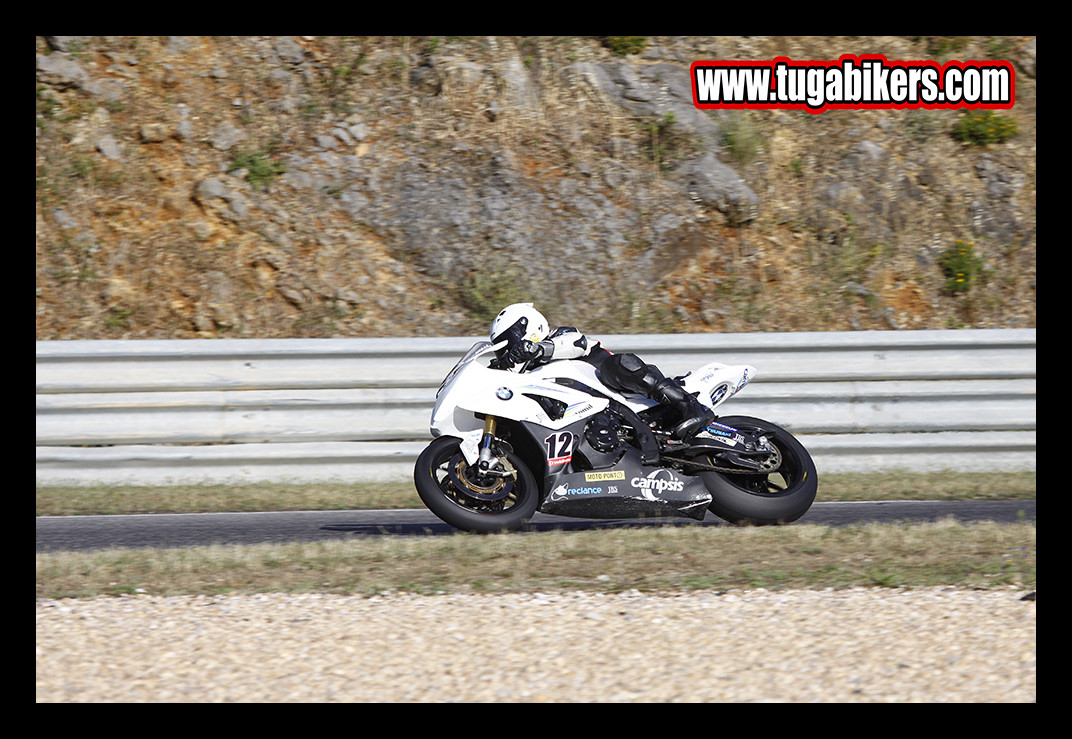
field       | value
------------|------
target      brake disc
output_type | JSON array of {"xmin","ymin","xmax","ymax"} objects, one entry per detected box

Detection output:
[{"xmin": 446, "ymin": 453, "xmax": 515, "ymax": 502}]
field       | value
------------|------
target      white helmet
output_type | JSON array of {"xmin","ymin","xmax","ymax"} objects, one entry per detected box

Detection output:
[{"xmin": 489, "ymin": 303, "xmax": 549, "ymax": 348}]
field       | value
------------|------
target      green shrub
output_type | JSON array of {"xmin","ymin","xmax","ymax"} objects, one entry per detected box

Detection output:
[
  {"xmin": 229, "ymin": 148, "xmax": 286, "ymax": 191},
  {"xmin": 599, "ymin": 36, "xmax": 647, "ymax": 56},
  {"xmin": 939, "ymin": 239, "xmax": 985, "ymax": 293},
  {"xmin": 721, "ymin": 111, "xmax": 763, "ymax": 168},
  {"xmin": 951, "ymin": 110, "xmax": 1018, "ymax": 146}
]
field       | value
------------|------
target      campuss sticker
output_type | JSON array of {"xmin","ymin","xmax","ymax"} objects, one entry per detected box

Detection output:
[{"xmin": 691, "ymin": 54, "xmax": 1014, "ymax": 114}]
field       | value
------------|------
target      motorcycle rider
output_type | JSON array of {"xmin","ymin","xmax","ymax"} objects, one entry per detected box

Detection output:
[{"xmin": 489, "ymin": 303, "xmax": 715, "ymax": 441}]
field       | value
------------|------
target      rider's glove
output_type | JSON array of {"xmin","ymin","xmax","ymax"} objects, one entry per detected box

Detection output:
[{"xmin": 506, "ymin": 339, "xmax": 544, "ymax": 367}]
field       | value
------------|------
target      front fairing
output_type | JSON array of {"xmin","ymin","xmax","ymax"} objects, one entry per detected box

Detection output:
[
  {"xmin": 430, "ymin": 348, "xmax": 611, "ymax": 439},
  {"xmin": 435, "ymin": 341, "xmax": 503, "ymax": 399}
]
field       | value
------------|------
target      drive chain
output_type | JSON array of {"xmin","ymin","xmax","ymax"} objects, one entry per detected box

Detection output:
[{"xmin": 660, "ymin": 455, "xmax": 772, "ymax": 475}]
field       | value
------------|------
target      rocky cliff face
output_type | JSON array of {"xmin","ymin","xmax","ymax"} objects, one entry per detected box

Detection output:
[{"xmin": 35, "ymin": 36, "xmax": 1036, "ymax": 340}]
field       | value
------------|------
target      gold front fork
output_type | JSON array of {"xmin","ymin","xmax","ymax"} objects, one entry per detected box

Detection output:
[
  {"xmin": 477, "ymin": 415, "xmax": 497, "ymax": 472},
  {"xmin": 476, "ymin": 415, "xmax": 516, "ymax": 479}
]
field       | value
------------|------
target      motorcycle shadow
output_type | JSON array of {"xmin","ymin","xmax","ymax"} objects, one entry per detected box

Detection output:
[{"xmin": 319, "ymin": 513, "xmax": 726, "ymax": 537}]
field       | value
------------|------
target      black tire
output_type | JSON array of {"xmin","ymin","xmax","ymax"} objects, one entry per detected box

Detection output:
[
  {"xmin": 700, "ymin": 415, "xmax": 817, "ymax": 525},
  {"xmin": 414, "ymin": 435, "xmax": 540, "ymax": 533}
]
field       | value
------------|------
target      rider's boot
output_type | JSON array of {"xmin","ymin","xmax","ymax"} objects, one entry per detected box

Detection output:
[{"xmin": 650, "ymin": 377, "xmax": 715, "ymax": 441}]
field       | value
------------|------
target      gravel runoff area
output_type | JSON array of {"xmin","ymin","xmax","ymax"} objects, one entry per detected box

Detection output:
[{"xmin": 37, "ymin": 587, "xmax": 1035, "ymax": 703}]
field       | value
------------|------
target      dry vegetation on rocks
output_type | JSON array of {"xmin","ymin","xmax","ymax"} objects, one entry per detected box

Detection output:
[{"xmin": 36, "ymin": 36, "xmax": 1036, "ymax": 341}]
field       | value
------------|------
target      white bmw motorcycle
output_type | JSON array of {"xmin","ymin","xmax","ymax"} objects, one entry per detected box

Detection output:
[{"xmin": 414, "ymin": 340, "xmax": 817, "ymax": 533}]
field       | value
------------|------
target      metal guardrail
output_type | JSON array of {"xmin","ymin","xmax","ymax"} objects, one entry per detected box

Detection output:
[{"xmin": 36, "ymin": 329, "xmax": 1036, "ymax": 485}]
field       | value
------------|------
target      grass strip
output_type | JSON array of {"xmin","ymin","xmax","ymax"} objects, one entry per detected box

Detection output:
[{"xmin": 36, "ymin": 519, "xmax": 1036, "ymax": 600}]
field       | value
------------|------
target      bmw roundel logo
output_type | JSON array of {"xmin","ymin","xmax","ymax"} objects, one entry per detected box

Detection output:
[{"xmin": 496, "ymin": 387, "xmax": 513, "ymax": 400}]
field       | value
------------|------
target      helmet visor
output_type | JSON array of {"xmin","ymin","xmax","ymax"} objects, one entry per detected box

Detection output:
[{"xmin": 491, "ymin": 317, "xmax": 529, "ymax": 356}]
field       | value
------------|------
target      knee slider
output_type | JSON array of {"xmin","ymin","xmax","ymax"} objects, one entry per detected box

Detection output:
[
  {"xmin": 616, "ymin": 353, "xmax": 645, "ymax": 373},
  {"xmin": 602, "ymin": 353, "xmax": 664, "ymax": 395}
]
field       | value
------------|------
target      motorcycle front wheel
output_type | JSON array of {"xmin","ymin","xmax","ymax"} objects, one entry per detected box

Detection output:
[
  {"xmin": 414, "ymin": 435, "xmax": 540, "ymax": 533},
  {"xmin": 700, "ymin": 415, "xmax": 818, "ymax": 525}
]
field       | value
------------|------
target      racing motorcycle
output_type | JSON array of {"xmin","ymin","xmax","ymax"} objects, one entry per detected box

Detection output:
[{"xmin": 414, "ymin": 340, "xmax": 817, "ymax": 533}]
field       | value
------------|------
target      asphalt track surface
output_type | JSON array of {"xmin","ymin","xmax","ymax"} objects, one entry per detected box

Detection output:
[{"xmin": 36, "ymin": 499, "xmax": 1035, "ymax": 553}]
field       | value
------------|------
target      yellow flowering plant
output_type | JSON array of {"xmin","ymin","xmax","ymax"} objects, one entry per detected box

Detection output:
[
  {"xmin": 952, "ymin": 110, "xmax": 1018, "ymax": 145},
  {"xmin": 939, "ymin": 239, "xmax": 986, "ymax": 294}
]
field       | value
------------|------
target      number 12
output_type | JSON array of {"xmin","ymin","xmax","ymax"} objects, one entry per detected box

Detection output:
[{"xmin": 544, "ymin": 431, "xmax": 574, "ymax": 464}]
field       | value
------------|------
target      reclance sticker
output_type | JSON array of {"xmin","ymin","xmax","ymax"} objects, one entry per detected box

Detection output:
[{"xmin": 549, "ymin": 482, "xmax": 603, "ymax": 501}]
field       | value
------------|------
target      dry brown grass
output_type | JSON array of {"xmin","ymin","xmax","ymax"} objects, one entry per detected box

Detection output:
[
  {"xmin": 36, "ymin": 518, "xmax": 1036, "ymax": 599},
  {"xmin": 36, "ymin": 471, "xmax": 1035, "ymax": 599}
]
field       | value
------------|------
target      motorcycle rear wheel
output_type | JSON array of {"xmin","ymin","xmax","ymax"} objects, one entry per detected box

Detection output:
[
  {"xmin": 700, "ymin": 415, "xmax": 817, "ymax": 525},
  {"xmin": 414, "ymin": 435, "xmax": 540, "ymax": 533}
]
